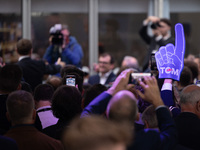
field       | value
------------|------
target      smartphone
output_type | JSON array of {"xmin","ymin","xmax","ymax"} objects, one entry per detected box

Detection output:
[
  {"xmin": 150, "ymin": 53, "xmax": 157, "ymax": 71},
  {"xmin": 129, "ymin": 73, "xmax": 151, "ymax": 85},
  {"xmin": 66, "ymin": 75, "xmax": 76, "ymax": 86}
]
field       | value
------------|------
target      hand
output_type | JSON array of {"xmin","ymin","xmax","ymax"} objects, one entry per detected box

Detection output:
[
  {"xmin": 137, "ymin": 76, "xmax": 164, "ymax": 107},
  {"xmin": 107, "ymin": 69, "xmax": 134, "ymax": 96},
  {"xmin": 146, "ymin": 16, "xmax": 160, "ymax": 23},
  {"xmin": 56, "ymin": 57, "xmax": 66, "ymax": 67},
  {"xmin": 155, "ymin": 23, "xmax": 185, "ymax": 81}
]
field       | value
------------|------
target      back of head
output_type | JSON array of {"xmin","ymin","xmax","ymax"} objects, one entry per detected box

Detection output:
[
  {"xmin": 61, "ymin": 65, "xmax": 84, "ymax": 93},
  {"xmin": 141, "ymin": 105, "xmax": 158, "ymax": 129},
  {"xmin": 184, "ymin": 60, "xmax": 198, "ymax": 82},
  {"xmin": 6, "ymin": 90, "xmax": 34, "ymax": 125},
  {"xmin": 34, "ymin": 84, "xmax": 54, "ymax": 102},
  {"xmin": 83, "ymin": 84, "xmax": 107, "ymax": 108},
  {"xmin": 51, "ymin": 85, "xmax": 82, "ymax": 121},
  {"xmin": 121, "ymin": 56, "xmax": 139, "ymax": 70},
  {"xmin": 180, "ymin": 85, "xmax": 200, "ymax": 105},
  {"xmin": 62, "ymin": 115, "xmax": 131, "ymax": 150},
  {"xmin": 0, "ymin": 64, "xmax": 22, "ymax": 93},
  {"xmin": 17, "ymin": 39, "xmax": 32, "ymax": 55},
  {"xmin": 107, "ymin": 90, "xmax": 138, "ymax": 124},
  {"xmin": 46, "ymin": 76, "xmax": 62, "ymax": 91},
  {"xmin": 179, "ymin": 66, "xmax": 193, "ymax": 87}
]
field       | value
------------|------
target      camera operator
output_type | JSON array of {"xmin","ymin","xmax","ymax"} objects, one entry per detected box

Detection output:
[
  {"xmin": 43, "ymin": 24, "xmax": 83, "ymax": 68},
  {"xmin": 139, "ymin": 16, "xmax": 175, "ymax": 72}
]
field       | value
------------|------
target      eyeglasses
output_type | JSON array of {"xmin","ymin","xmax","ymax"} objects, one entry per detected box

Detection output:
[{"xmin": 98, "ymin": 61, "xmax": 110, "ymax": 65}]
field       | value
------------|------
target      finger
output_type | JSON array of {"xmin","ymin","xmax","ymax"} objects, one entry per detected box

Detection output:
[
  {"xmin": 166, "ymin": 43, "xmax": 175, "ymax": 56},
  {"xmin": 138, "ymin": 80, "xmax": 146, "ymax": 90},
  {"xmin": 175, "ymin": 23, "xmax": 185, "ymax": 62},
  {"xmin": 159, "ymin": 46, "xmax": 168, "ymax": 64},
  {"xmin": 136, "ymin": 89, "xmax": 145, "ymax": 100},
  {"xmin": 155, "ymin": 52, "xmax": 164, "ymax": 66}
]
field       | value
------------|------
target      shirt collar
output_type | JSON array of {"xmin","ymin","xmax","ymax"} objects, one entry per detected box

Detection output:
[
  {"xmin": 18, "ymin": 55, "xmax": 30, "ymax": 61},
  {"xmin": 99, "ymin": 70, "xmax": 112, "ymax": 78}
]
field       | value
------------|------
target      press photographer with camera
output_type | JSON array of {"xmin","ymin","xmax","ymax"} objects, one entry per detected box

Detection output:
[
  {"xmin": 139, "ymin": 16, "xmax": 175, "ymax": 72},
  {"xmin": 43, "ymin": 24, "xmax": 83, "ymax": 68}
]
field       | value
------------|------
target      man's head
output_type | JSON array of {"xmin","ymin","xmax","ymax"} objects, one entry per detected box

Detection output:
[
  {"xmin": 106, "ymin": 90, "xmax": 138, "ymax": 124},
  {"xmin": 98, "ymin": 53, "xmax": 115, "ymax": 74},
  {"xmin": 16, "ymin": 39, "xmax": 32, "ymax": 56},
  {"xmin": 51, "ymin": 85, "xmax": 82, "ymax": 121},
  {"xmin": 34, "ymin": 84, "xmax": 54, "ymax": 108},
  {"xmin": 180, "ymin": 85, "xmax": 200, "ymax": 118},
  {"xmin": 62, "ymin": 115, "xmax": 131, "ymax": 150},
  {"xmin": 158, "ymin": 18, "xmax": 172, "ymax": 37},
  {"xmin": 141, "ymin": 105, "xmax": 158, "ymax": 129},
  {"xmin": 0, "ymin": 64, "xmax": 22, "ymax": 94},
  {"xmin": 121, "ymin": 56, "xmax": 139, "ymax": 70},
  {"xmin": 6, "ymin": 90, "xmax": 35, "ymax": 126}
]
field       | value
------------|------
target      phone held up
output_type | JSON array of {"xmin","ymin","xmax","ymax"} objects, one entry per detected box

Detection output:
[
  {"xmin": 129, "ymin": 73, "xmax": 151, "ymax": 85},
  {"xmin": 66, "ymin": 75, "xmax": 76, "ymax": 87}
]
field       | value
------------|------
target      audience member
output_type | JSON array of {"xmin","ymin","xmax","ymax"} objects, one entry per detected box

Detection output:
[
  {"xmin": 46, "ymin": 76, "xmax": 62, "ymax": 91},
  {"xmin": 0, "ymin": 64, "xmax": 22, "ymax": 133},
  {"xmin": 121, "ymin": 55, "xmax": 139, "ymax": 71},
  {"xmin": 141, "ymin": 105, "xmax": 158, "ymax": 129},
  {"xmin": 82, "ymin": 84, "xmax": 107, "ymax": 108},
  {"xmin": 4, "ymin": 90, "xmax": 64, "ymax": 150},
  {"xmin": 184, "ymin": 60, "xmax": 198, "ymax": 83},
  {"xmin": 16, "ymin": 39, "xmax": 65, "ymax": 90},
  {"xmin": 60, "ymin": 64, "xmax": 84, "ymax": 93},
  {"xmin": 43, "ymin": 24, "xmax": 83, "ymax": 68},
  {"xmin": 43, "ymin": 85, "xmax": 82, "ymax": 140},
  {"xmin": 82, "ymin": 69, "xmax": 177, "ymax": 150},
  {"xmin": 175, "ymin": 85, "xmax": 200, "ymax": 150},
  {"xmin": 88, "ymin": 52, "xmax": 116, "ymax": 87},
  {"xmin": 139, "ymin": 16, "xmax": 175, "ymax": 71},
  {"xmin": 34, "ymin": 84, "xmax": 58, "ymax": 129},
  {"xmin": 62, "ymin": 115, "xmax": 131, "ymax": 150}
]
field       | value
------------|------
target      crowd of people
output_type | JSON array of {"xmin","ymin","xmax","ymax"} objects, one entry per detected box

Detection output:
[{"xmin": 0, "ymin": 16, "xmax": 200, "ymax": 150}]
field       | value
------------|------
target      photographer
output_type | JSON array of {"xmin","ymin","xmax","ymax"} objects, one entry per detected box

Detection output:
[
  {"xmin": 43, "ymin": 24, "xmax": 83, "ymax": 68},
  {"xmin": 139, "ymin": 16, "xmax": 175, "ymax": 72}
]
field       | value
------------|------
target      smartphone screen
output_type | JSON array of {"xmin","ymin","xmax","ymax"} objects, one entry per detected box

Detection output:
[{"xmin": 66, "ymin": 75, "xmax": 76, "ymax": 86}]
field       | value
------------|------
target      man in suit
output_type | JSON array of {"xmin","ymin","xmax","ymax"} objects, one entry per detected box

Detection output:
[
  {"xmin": 16, "ymin": 39, "xmax": 65, "ymax": 91},
  {"xmin": 175, "ymin": 85, "xmax": 200, "ymax": 150},
  {"xmin": 88, "ymin": 52, "xmax": 116, "ymax": 87},
  {"xmin": 139, "ymin": 16, "xmax": 175, "ymax": 71},
  {"xmin": 4, "ymin": 90, "xmax": 64, "ymax": 150},
  {"xmin": 81, "ymin": 69, "xmax": 177, "ymax": 150}
]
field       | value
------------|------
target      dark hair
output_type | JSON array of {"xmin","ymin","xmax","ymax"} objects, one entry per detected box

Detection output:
[
  {"xmin": 184, "ymin": 60, "xmax": 198, "ymax": 82},
  {"xmin": 6, "ymin": 90, "xmax": 34, "ymax": 124},
  {"xmin": 51, "ymin": 85, "xmax": 82, "ymax": 121},
  {"xmin": 0, "ymin": 64, "xmax": 22, "ymax": 93},
  {"xmin": 160, "ymin": 18, "xmax": 172, "ymax": 27},
  {"xmin": 17, "ymin": 39, "xmax": 32, "ymax": 55},
  {"xmin": 61, "ymin": 65, "xmax": 84, "ymax": 93},
  {"xmin": 179, "ymin": 66, "xmax": 192, "ymax": 86},
  {"xmin": 46, "ymin": 76, "xmax": 62, "ymax": 91},
  {"xmin": 99, "ymin": 53, "xmax": 115, "ymax": 64},
  {"xmin": 83, "ymin": 84, "xmax": 107, "ymax": 108},
  {"xmin": 34, "ymin": 84, "xmax": 54, "ymax": 102}
]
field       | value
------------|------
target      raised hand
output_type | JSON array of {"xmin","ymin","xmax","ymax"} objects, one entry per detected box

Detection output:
[{"xmin": 155, "ymin": 23, "xmax": 185, "ymax": 81}]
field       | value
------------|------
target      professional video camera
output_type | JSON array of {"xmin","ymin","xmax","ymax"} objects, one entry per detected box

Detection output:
[
  {"xmin": 49, "ymin": 24, "xmax": 63, "ymax": 45},
  {"xmin": 151, "ymin": 22, "xmax": 161, "ymax": 29}
]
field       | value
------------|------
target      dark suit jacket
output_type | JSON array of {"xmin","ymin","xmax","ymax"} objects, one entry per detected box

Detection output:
[
  {"xmin": 4, "ymin": 125, "xmax": 64, "ymax": 150},
  {"xmin": 17, "ymin": 57, "xmax": 61, "ymax": 90},
  {"xmin": 139, "ymin": 25, "xmax": 175, "ymax": 71},
  {"xmin": 175, "ymin": 112, "xmax": 200, "ymax": 150},
  {"xmin": 0, "ymin": 135, "xmax": 18, "ymax": 150},
  {"xmin": 88, "ymin": 72, "xmax": 116, "ymax": 86},
  {"xmin": 81, "ymin": 92, "xmax": 177, "ymax": 150}
]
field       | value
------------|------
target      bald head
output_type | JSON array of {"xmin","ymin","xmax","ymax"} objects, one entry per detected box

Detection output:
[{"xmin": 106, "ymin": 90, "xmax": 138, "ymax": 124}]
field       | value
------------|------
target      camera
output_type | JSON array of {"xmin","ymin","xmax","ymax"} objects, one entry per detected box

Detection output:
[
  {"xmin": 150, "ymin": 53, "xmax": 158, "ymax": 71},
  {"xmin": 129, "ymin": 73, "xmax": 151, "ymax": 85},
  {"xmin": 49, "ymin": 24, "xmax": 63, "ymax": 45},
  {"xmin": 66, "ymin": 75, "xmax": 76, "ymax": 87},
  {"xmin": 151, "ymin": 22, "xmax": 161, "ymax": 29}
]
